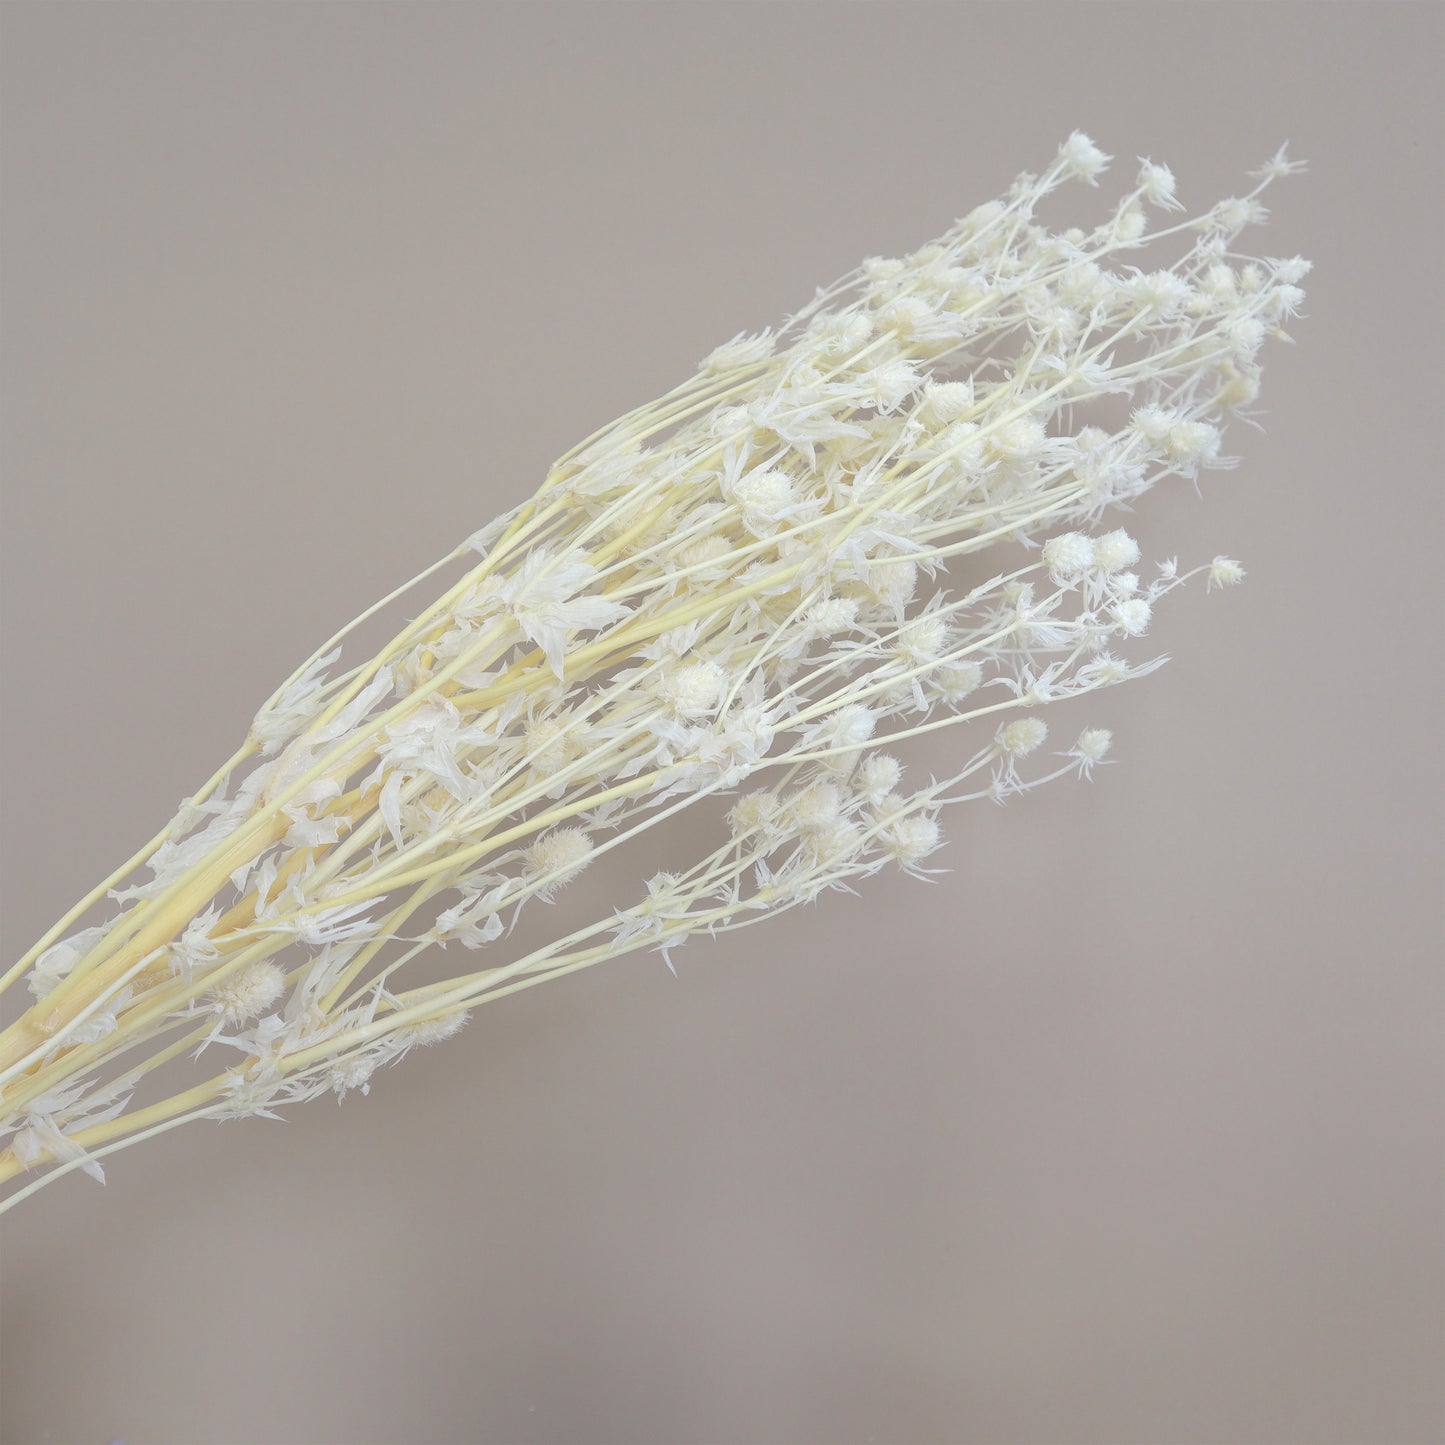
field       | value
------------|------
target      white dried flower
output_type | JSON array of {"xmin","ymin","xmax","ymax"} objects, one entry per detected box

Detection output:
[
  {"xmin": 701, "ymin": 330, "xmax": 775, "ymax": 374},
  {"xmin": 1207, "ymin": 557, "xmax": 1246, "ymax": 590},
  {"xmin": 209, "ymin": 962, "xmax": 287, "ymax": 1027},
  {"xmin": 988, "ymin": 416, "xmax": 1047, "ymax": 463},
  {"xmin": 656, "ymin": 660, "xmax": 726, "ymax": 719},
  {"xmin": 1093, "ymin": 529, "xmax": 1142, "ymax": 574},
  {"xmin": 879, "ymin": 813, "xmax": 943, "ymax": 867},
  {"xmin": 1136, "ymin": 159, "xmax": 1182, "ymax": 211},
  {"xmin": 805, "ymin": 596, "xmax": 859, "ymax": 639},
  {"xmin": 996, "ymin": 718, "xmax": 1048, "ymax": 756},
  {"xmin": 1110, "ymin": 598, "xmax": 1154, "ymax": 636},
  {"xmin": 785, "ymin": 783, "xmax": 845, "ymax": 834},
  {"xmin": 919, "ymin": 380, "xmax": 974, "ymax": 427},
  {"xmin": 328, "ymin": 1054, "xmax": 377, "ymax": 1100},
  {"xmin": 933, "ymin": 659, "xmax": 984, "ymax": 704},
  {"xmin": 1126, "ymin": 270, "xmax": 1193, "ymax": 319},
  {"xmin": 1042, "ymin": 532, "xmax": 1096, "ymax": 583},
  {"xmin": 859, "ymin": 359, "xmax": 923, "ymax": 413},
  {"xmin": 1057, "ymin": 130, "xmax": 1111, "ymax": 184},
  {"xmin": 3, "ymin": 133, "xmax": 1308, "ymax": 1201},
  {"xmin": 857, "ymin": 754, "xmax": 904, "ymax": 805},
  {"xmin": 729, "ymin": 467, "xmax": 797, "ymax": 533},
  {"xmin": 388, "ymin": 1009, "xmax": 470, "ymax": 1053},
  {"xmin": 803, "ymin": 819, "xmax": 865, "ymax": 866},
  {"xmin": 729, "ymin": 790, "xmax": 781, "ymax": 840},
  {"xmin": 1065, "ymin": 728, "xmax": 1115, "ymax": 780},
  {"xmin": 1167, "ymin": 420, "xmax": 1223, "ymax": 470},
  {"xmin": 524, "ymin": 829, "xmax": 595, "ymax": 897}
]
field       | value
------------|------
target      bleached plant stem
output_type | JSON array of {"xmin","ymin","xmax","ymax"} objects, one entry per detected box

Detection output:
[{"xmin": 0, "ymin": 134, "xmax": 1307, "ymax": 1208}]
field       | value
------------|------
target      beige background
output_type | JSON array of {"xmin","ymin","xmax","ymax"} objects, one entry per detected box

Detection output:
[{"xmin": 1, "ymin": 3, "xmax": 1441, "ymax": 1443}]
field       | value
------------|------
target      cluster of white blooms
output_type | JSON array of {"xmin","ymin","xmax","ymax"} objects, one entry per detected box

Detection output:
[{"xmin": 0, "ymin": 134, "xmax": 1306, "ymax": 1203}]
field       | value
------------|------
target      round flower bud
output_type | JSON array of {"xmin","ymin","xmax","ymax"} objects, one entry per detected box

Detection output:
[
  {"xmin": 1137, "ymin": 159, "xmax": 1179, "ymax": 209},
  {"xmin": 209, "ymin": 961, "xmax": 286, "ymax": 1027},
  {"xmin": 919, "ymin": 380, "xmax": 974, "ymax": 428},
  {"xmin": 1074, "ymin": 728, "xmax": 1113, "ymax": 763},
  {"xmin": 988, "ymin": 416, "xmax": 1046, "ymax": 462},
  {"xmin": 1207, "ymin": 557, "xmax": 1246, "ymax": 591},
  {"xmin": 1167, "ymin": 420, "xmax": 1222, "ymax": 468},
  {"xmin": 728, "ymin": 790, "xmax": 781, "ymax": 839},
  {"xmin": 1110, "ymin": 598, "xmax": 1153, "ymax": 636},
  {"xmin": 880, "ymin": 813, "xmax": 942, "ymax": 866},
  {"xmin": 996, "ymin": 717, "xmax": 1048, "ymax": 756},
  {"xmin": 897, "ymin": 612, "xmax": 949, "ymax": 666},
  {"xmin": 657, "ymin": 660, "xmax": 725, "ymax": 718},
  {"xmin": 675, "ymin": 535, "xmax": 733, "ymax": 575},
  {"xmin": 866, "ymin": 557, "xmax": 919, "ymax": 614},
  {"xmin": 862, "ymin": 359, "xmax": 922, "ymax": 414},
  {"xmin": 1042, "ymin": 532, "xmax": 1096, "ymax": 582},
  {"xmin": 1056, "ymin": 131, "xmax": 1110, "ymax": 184},
  {"xmin": 806, "ymin": 596, "xmax": 859, "ymax": 638},
  {"xmin": 933, "ymin": 659, "xmax": 983, "ymax": 703},
  {"xmin": 524, "ymin": 828, "xmax": 594, "ymax": 894},
  {"xmin": 803, "ymin": 819, "xmax": 864, "ymax": 866},
  {"xmin": 729, "ymin": 468, "xmax": 796, "ymax": 534},
  {"xmin": 826, "ymin": 704, "xmax": 877, "ymax": 751},
  {"xmin": 857, "ymin": 754, "xmax": 903, "ymax": 804},
  {"xmin": 524, "ymin": 717, "xmax": 573, "ymax": 777},
  {"xmin": 786, "ymin": 782, "xmax": 845, "ymax": 834},
  {"xmin": 1093, "ymin": 529, "xmax": 1142, "ymax": 573}
]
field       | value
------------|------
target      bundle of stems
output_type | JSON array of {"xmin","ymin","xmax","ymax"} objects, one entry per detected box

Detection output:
[{"xmin": 0, "ymin": 134, "xmax": 1308, "ymax": 1209}]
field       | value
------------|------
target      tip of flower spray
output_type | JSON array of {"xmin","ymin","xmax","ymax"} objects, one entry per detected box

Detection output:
[{"xmin": 1250, "ymin": 143, "xmax": 1308, "ymax": 182}]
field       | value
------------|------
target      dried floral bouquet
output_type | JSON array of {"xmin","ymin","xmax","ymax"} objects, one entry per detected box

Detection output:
[{"xmin": 0, "ymin": 134, "xmax": 1308, "ymax": 1209}]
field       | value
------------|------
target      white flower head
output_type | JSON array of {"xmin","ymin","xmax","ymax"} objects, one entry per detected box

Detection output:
[
  {"xmin": 388, "ymin": 1009, "xmax": 470, "ymax": 1054},
  {"xmin": 857, "ymin": 754, "xmax": 903, "ymax": 804},
  {"xmin": 1249, "ymin": 143, "xmax": 1307, "ymax": 183},
  {"xmin": 209, "ymin": 962, "xmax": 287, "ymax": 1027},
  {"xmin": 3, "ymin": 135, "xmax": 1312, "ymax": 1192},
  {"xmin": 805, "ymin": 596, "xmax": 859, "ymax": 639},
  {"xmin": 859, "ymin": 359, "xmax": 923, "ymax": 414},
  {"xmin": 933, "ymin": 659, "xmax": 984, "ymax": 704},
  {"xmin": 1126, "ymin": 270, "xmax": 1193, "ymax": 319},
  {"xmin": 1207, "ymin": 557, "xmax": 1246, "ymax": 591},
  {"xmin": 1056, "ymin": 131, "xmax": 1111, "ymax": 184},
  {"xmin": 728, "ymin": 790, "xmax": 781, "ymax": 840},
  {"xmin": 656, "ymin": 660, "xmax": 726, "ymax": 719},
  {"xmin": 879, "ymin": 813, "xmax": 943, "ymax": 868},
  {"xmin": 328, "ymin": 1054, "xmax": 377, "ymax": 1100},
  {"xmin": 1074, "ymin": 727, "xmax": 1113, "ymax": 763},
  {"xmin": 919, "ymin": 380, "xmax": 975, "ymax": 428},
  {"xmin": 1093, "ymin": 529, "xmax": 1142, "ymax": 574},
  {"xmin": 1136, "ymin": 158, "xmax": 1182, "ymax": 211},
  {"xmin": 1110, "ymin": 597, "xmax": 1153, "ymax": 636},
  {"xmin": 1167, "ymin": 420, "xmax": 1223, "ymax": 470},
  {"xmin": 524, "ymin": 828, "xmax": 595, "ymax": 898},
  {"xmin": 701, "ymin": 330, "xmax": 775, "ymax": 375},
  {"xmin": 1042, "ymin": 532, "xmax": 1096, "ymax": 583},
  {"xmin": 996, "ymin": 717, "xmax": 1048, "ymax": 756},
  {"xmin": 785, "ymin": 782, "xmax": 845, "ymax": 834},
  {"xmin": 728, "ymin": 467, "xmax": 798, "ymax": 535}
]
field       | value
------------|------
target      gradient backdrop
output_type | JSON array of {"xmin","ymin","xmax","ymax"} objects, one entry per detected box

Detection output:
[{"xmin": 2, "ymin": 4, "xmax": 1442, "ymax": 1443}]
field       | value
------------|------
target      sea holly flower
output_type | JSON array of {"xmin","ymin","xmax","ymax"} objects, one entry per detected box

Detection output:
[{"xmin": 0, "ymin": 134, "xmax": 1308, "ymax": 1207}]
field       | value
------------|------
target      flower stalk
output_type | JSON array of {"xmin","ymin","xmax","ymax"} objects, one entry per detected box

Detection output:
[{"xmin": 0, "ymin": 133, "xmax": 1308, "ymax": 1208}]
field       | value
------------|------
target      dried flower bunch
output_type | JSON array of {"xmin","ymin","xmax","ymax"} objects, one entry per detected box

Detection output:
[{"xmin": 0, "ymin": 134, "xmax": 1308, "ymax": 1208}]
